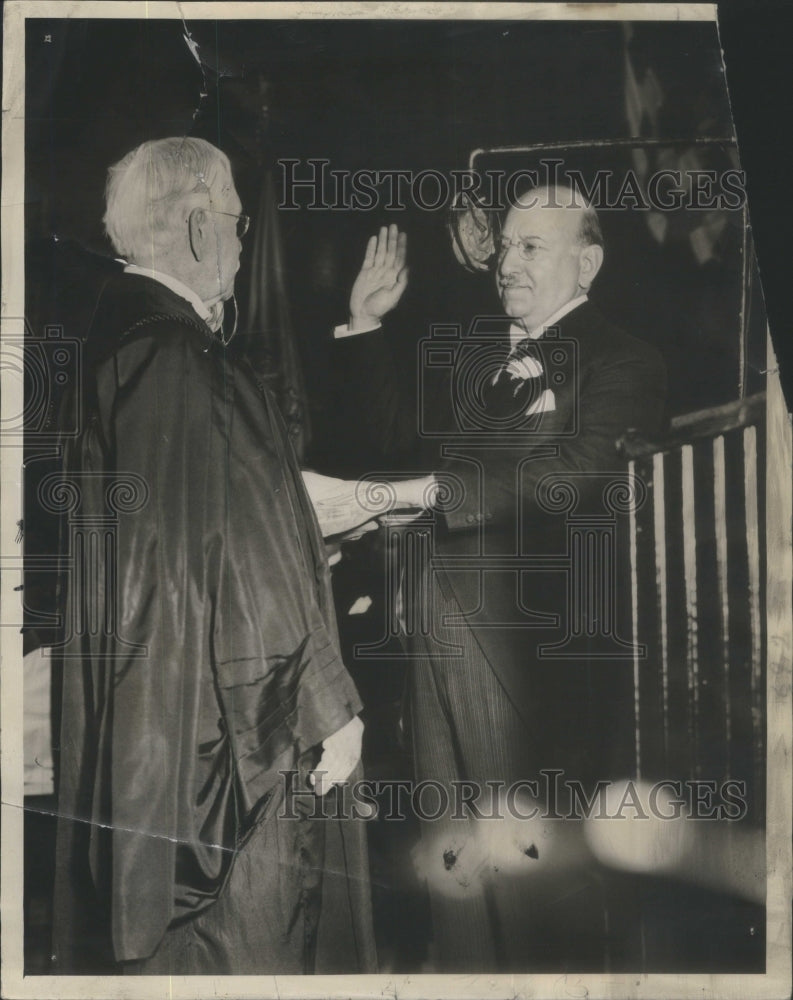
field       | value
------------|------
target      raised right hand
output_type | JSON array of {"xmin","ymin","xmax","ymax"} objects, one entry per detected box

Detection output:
[{"xmin": 348, "ymin": 224, "xmax": 408, "ymax": 330}]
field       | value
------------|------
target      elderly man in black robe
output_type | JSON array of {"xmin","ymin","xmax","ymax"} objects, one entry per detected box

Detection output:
[{"xmin": 52, "ymin": 137, "xmax": 376, "ymax": 975}]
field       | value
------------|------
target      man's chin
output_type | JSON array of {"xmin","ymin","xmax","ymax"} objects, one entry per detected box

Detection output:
[{"xmin": 500, "ymin": 289, "xmax": 532, "ymax": 318}]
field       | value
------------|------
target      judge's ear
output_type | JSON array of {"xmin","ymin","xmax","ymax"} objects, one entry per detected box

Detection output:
[
  {"xmin": 187, "ymin": 207, "xmax": 209, "ymax": 262},
  {"xmin": 577, "ymin": 243, "xmax": 604, "ymax": 292}
]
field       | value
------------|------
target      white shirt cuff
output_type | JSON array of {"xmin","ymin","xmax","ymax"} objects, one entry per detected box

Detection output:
[{"xmin": 333, "ymin": 321, "xmax": 382, "ymax": 339}]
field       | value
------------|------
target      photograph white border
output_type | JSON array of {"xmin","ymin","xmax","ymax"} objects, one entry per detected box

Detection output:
[{"xmin": 2, "ymin": 3, "xmax": 790, "ymax": 998}]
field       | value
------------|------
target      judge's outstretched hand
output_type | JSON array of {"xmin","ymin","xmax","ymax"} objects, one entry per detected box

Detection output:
[
  {"xmin": 310, "ymin": 715, "xmax": 364, "ymax": 796},
  {"xmin": 348, "ymin": 224, "xmax": 408, "ymax": 331}
]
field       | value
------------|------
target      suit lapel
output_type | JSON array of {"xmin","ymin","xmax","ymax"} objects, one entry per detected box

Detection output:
[{"xmin": 435, "ymin": 300, "xmax": 604, "ymax": 721}]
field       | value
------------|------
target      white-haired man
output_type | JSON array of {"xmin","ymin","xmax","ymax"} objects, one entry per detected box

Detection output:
[
  {"xmin": 53, "ymin": 137, "xmax": 375, "ymax": 975},
  {"xmin": 336, "ymin": 187, "xmax": 667, "ymax": 970}
]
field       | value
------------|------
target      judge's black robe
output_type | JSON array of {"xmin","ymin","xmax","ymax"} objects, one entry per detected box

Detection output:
[{"xmin": 52, "ymin": 273, "xmax": 375, "ymax": 973}]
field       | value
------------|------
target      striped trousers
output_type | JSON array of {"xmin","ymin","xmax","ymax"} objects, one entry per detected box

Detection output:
[{"xmin": 405, "ymin": 569, "xmax": 611, "ymax": 972}]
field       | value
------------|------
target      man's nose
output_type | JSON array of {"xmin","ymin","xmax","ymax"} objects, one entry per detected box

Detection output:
[{"xmin": 498, "ymin": 246, "xmax": 521, "ymax": 275}]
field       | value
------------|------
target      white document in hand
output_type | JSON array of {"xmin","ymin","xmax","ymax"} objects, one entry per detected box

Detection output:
[{"xmin": 301, "ymin": 470, "xmax": 379, "ymax": 538}]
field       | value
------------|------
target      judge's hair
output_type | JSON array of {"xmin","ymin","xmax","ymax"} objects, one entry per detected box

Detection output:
[{"xmin": 104, "ymin": 137, "xmax": 232, "ymax": 261}]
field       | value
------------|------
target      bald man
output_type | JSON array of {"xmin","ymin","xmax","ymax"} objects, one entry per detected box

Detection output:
[{"xmin": 336, "ymin": 187, "xmax": 667, "ymax": 970}]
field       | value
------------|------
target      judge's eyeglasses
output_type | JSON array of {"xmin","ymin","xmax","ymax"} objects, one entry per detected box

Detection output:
[
  {"xmin": 206, "ymin": 210, "xmax": 251, "ymax": 239},
  {"xmin": 190, "ymin": 172, "xmax": 250, "ymax": 239}
]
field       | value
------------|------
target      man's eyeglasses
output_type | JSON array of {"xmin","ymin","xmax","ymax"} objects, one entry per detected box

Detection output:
[
  {"xmin": 496, "ymin": 234, "xmax": 542, "ymax": 262},
  {"xmin": 206, "ymin": 210, "xmax": 251, "ymax": 239}
]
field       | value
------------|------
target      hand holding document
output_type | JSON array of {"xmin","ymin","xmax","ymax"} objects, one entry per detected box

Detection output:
[
  {"xmin": 301, "ymin": 470, "xmax": 437, "ymax": 539},
  {"xmin": 301, "ymin": 470, "xmax": 380, "ymax": 539}
]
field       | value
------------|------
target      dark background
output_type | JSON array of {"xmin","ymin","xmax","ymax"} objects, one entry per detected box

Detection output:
[
  {"xmin": 718, "ymin": 0, "xmax": 793, "ymax": 406},
  {"xmin": 21, "ymin": 9, "xmax": 778, "ymax": 460},
  {"xmin": 8, "ymin": 3, "xmax": 793, "ymax": 417}
]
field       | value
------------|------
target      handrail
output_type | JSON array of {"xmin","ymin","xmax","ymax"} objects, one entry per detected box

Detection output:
[
  {"xmin": 618, "ymin": 392, "xmax": 766, "ymax": 459},
  {"xmin": 469, "ymin": 136, "xmax": 738, "ymax": 172}
]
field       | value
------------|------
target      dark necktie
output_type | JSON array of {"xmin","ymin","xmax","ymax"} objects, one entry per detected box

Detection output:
[{"xmin": 479, "ymin": 337, "xmax": 545, "ymax": 421}]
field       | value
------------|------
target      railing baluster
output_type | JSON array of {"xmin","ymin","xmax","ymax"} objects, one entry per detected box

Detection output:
[
  {"xmin": 713, "ymin": 435, "xmax": 731, "ymax": 751},
  {"xmin": 652, "ymin": 451, "xmax": 669, "ymax": 767},
  {"xmin": 744, "ymin": 424, "xmax": 763, "ymax": 816},
  {"xmin": 681, "ymin": 444, "xmax": 700, "ymax": 778},
  {"xmin": 629, "ymin": 458, "xmax": 642, "ymax": 779}
]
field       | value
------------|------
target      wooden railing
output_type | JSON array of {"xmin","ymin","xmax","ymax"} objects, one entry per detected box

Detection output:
[{"xmin": 619, "ymin": 392, "xmax": 766, "ymax": 822}]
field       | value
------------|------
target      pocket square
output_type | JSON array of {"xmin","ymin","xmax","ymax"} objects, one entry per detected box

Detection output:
[
  {"xmin": 506, "ymin": 355, "xmax": 544, "ymax": 380},
  {"xmin": 526, "ymin": 388, "xmax": 556, "ymax": 415}
]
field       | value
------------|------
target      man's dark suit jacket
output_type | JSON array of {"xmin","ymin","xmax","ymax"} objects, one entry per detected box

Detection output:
[{"xmin": 336, "ymin": 299, "xmax": 667, "ymax": 779}]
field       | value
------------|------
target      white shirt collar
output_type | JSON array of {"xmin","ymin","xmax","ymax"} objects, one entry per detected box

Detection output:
[
  {"xmin": 509, "ymin": 294, "xmax": 588, "ymax": 350},
  {"xmin": 123, "ymin": 263, "xmax": 213, "ymax": 325}
]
